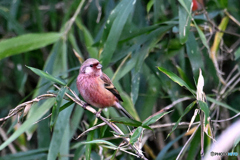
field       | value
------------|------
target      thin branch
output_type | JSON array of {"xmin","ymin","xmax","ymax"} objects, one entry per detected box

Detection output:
[
  {"xmin": 211, "ymin": 112, "xmax": 240, "ymax": 123},
  {"xmin": 162, "ymin": 97, "xmax": 192, "ymax": 111},
  {"xmin": 0, "ymin": 94, "xmax": 56, "ymax": 122},
  {"xmin": 63, "ymin": 0, "xmax": 86, "ymax": 38},
  {"xmin": 224, "ymin": 9, "xmax": 240, "ymax": 27},
  {"xmin": 0, "ymin": 128, "xmax": 17, "ymax": 154},
  {"xmin": 176, "ymin": 124, "xmax": 200, "ymax": 160},
  {"xmin": 95, "ymin": 0, "xmax": 102, "ymax": 23},
  {"xmin": 53, "ymin": 85, "xmax": 148, "ymax": 160},
  {"xmin": 150, "ymin": 122, "xmax": 199, "ymax": 129}
]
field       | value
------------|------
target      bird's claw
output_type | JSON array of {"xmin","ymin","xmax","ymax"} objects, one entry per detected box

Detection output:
[
  {"xmin": 96, "ymin": 109, "xmax": 102, "ymax": 117},
  {"xmin": 82, "ymin": 103, "xmax": 89, "ymax": 110}
]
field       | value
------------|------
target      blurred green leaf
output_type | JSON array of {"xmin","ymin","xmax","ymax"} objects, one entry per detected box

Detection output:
[
  {"xmin": 186, "ymin": 126, "xmax": 201, "ymax": 160},
  {"xmin": 143, "ymin": 110, "xmax": 172, "ymax": 127},
  {"xmin": 75, "ymin": 18, "xmax": 98, "ymax": 59},
  {"xmin": 186, "ymin": 32, "xmax": 204, "ymax": 79},
  {"xmin": 176, "ymin": 65, "xmax": 195, "ymax": 90},
  {"xmin": 27, "ymin": 66, "xmax": 66, "ymax": 86},
  {"xmin": 0, "ymin": 148, "xmax": 48, "ymax": 160},
  {"xmin": 0, "ymin": 6, "xmax": 25, "ymax": 34},
  {"xmin": 234, "ymin": 46, "xmax": 240, "ymax": 60},
  {"xmin": 146, "ymin": 0, "xmax": 154, "ymax": 13},
  {"xmin": 86, "ymin": 131, "xmax": 94, "ymax": 160},
  {"xmin": 156, "ymin": 134, "xmax": 184, "ymax": 160},
  {"xmin": 0, "ymin": 33, "xmax": 62, "ymax": 60},
  {"xmin": 47, "ymin": 103, "xmax": 74, "ymax": 160},
  {"xmin": 178, "ymin": 0, "xmax": 209, "ymax": 50},
  {"xmin": 198, "ymin": 101, "xmax": 209, "ymax": 125},
  {"xmin": 158, "ymin": 67, "xmax": 195, "ymax": 95},
  {"xmin": 130, "ymin": 127, "xmax": 143, "ymax": 144},
  {"xmin": 178, "ymin": 0, "xmax": 191, "ymax": 44},
  {"xmin": 207, "ymin": 97, "xmax": 240, "ymax": 113},
  {"xmin": 166, "ymin": 101, "xmax": 196, "ymax": 139},
  {"xmin": 100, "ymin": 0, "xmax": 136, "ymax": 67},
  {"xmin": 110, "ymin": 117, "xmax": 142, "ymax": 127},
  {"xmin": 0, "ymin": 98, "xmax": 56, "ymax": 150},
  {"xmin": 50, "ymin": 87, "xmax": 67, "ymax": 128}
]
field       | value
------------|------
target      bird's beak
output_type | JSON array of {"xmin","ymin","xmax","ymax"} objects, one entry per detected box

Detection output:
[{"xmin": 96, "ymin": 63, "xmax": 102, "ymax": 69}]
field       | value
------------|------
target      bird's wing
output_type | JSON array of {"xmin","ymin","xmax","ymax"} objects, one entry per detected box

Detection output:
[{"xmin": 100, "ymin": 73, "xmax": 123, "ymax": 102}]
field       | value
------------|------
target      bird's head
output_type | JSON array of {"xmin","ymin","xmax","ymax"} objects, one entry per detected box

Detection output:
[{"xmin": 80, "ymin": 58, "xmax": 102, "ymax": 76}]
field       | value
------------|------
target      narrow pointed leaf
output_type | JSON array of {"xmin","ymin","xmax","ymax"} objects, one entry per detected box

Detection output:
[
  {"xmin": 158, "ymin": 67, "xmax": 195, "ymax": 94},
  {"xmin": 143, "ymin": 110, "xmax": 173, "ymax": 127},
  {"xmin": 0, "ymin": 33, "xmax": 62, "ymax": 60},
  {"xmin": 166, "ymin": 101, "xmax": 196, "ymax": 139},
  {"xmin": 130, "ymin": 127, "xmax": 143, "ymax": 145},
  {"xmin": 198, "ymin": 100, "xmax": 209, "ymax": 125},
  {"xmin": 110, "ymin": 117, "xmax": 142, "ymax": 127},
  {"xmin": 27, "ymin": 66, "xmax": 66, "ymax": 86},
  {"xmin": 0, "ymin": 98, "xmax": 56, "ymax": 150}
]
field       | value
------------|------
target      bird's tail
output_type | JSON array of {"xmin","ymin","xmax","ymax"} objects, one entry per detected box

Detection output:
[{"xmin": 114, "ymin": 102, "xmax": 134, "ymax": 120}]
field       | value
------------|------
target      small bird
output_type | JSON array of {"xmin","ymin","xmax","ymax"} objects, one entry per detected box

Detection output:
[{"xmin": 77, "ymin": 58, "xmax": 133, "ymax": 119}]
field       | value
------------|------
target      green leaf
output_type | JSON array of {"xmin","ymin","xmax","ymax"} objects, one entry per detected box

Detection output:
[
  {"xmin": 234, "ymin": 46, "xmax": 240, "ymax": 60},
  {"xmin": 50, "ymin": 87, "xmax": 67, "ymax": 128},
  {"xmin": 110, "ymin": 117, "xmax": 142, "ymax": 127},
  {"xmin": 142, "ymin": 110, "xmax": 172, "ymax": 127},
  {"xmin": 176, "ymin": 65, "xmax": 194, "ymax": 90},
  {"xmin": 0, "ymin": 6, "xmax": 25, "ymax": 35},
  {"xmin": 207, "ymin": 96, "xmax": 240, "ymax": 113},
  {"xmin": 86, "ymin": 131, "xmax": 94, "ymax": 160},
  {"xmin": 0, "ymin": 32, "xmax": 62, "ymax": 60},
  {"xmin": 158, "ymin": 67, "xmax": 195, "ymax": 95},
  {"xmin": 0, "ymin": 98, "xmax": 56, "ymax": 150},
  {"xmin": 27, "ymin": 66, "xmax": 66, "ymax": 86},
  {"xmin": 186, "ymin": 32, "xmax": 204, "ymax": 79},
  {"xmin": 166, "ymin": 101, "xmax": 196, "ymax": 139},
  {"xmin": 198, "ymin": 100, "xmax": 209, "ymax": 125},
  {"xmin": 100, "ymin": 0, "xmax": 136, "ymax": 67},
  {"xmin": 156, "ymin": 134, "xmax": 184, "ymax": 160},
  {"xmin": 0, "ymin": 148, "xmax": 48, "ymax": 160},
  {"xmin": 47, "ymin": 103, "xmax": 74, "ymax": 160},
  {"xmin": 186, "ymin": 126, "xmax": 201, "ymax": 160},
  {"xmin": 146, "ymin": 0, "xmax": 154, "ymax": 13},
  {"xmin": 75, "ymin": 18, "xmax": 98, "ymax": 59},
  {"xmin": 71, "ymin": 140, "xmax": 118, "ymax": 149},
  {"xmin": 178, "ymin": 0, "xmax": 191, "ymax": 44},
  {"xmin": 130, "ymin": 127, "xmax": 143, "ymax": 145},
  {"xmin": 178, "ymin": 0, "xmax": 209, "ymax": 50}
]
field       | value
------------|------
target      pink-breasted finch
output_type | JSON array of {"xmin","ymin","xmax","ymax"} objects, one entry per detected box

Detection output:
[{"xmin": 77, "ymin": 58, "xmax": 133, "ymax": 119}]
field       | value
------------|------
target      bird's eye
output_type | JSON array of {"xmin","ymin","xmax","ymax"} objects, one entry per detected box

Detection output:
[{"xmin": 90, "ymin": 64, "xmax": 93, "ymax": 67}]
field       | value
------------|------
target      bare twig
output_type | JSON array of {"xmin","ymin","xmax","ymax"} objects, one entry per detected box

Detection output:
[
  {"xmin": 0, "ymin": 94, "xmax": 56, "ymax": 122},
  {"xmin": 211, "ymin": 112, "xmax": 240, "ymax": 123},
  {"xmin": 176, "ymin": 124, "xmax": 200, "ymax": 160},
  {"xmin": 150, "ymin": 122, "xmax": 199, "ymax": 129},
  {"xmin": 53, "ymin": 85, "xmax": 148, "ymax": 160},
  {"xmin": 162, "ymin": 97, "xmax": 192, "ymax": 111},
  {"xmin": 0, "ymin": 128, "xmax": 16, "ymax": 154},
  {"xmin": 95, "ymin": 0, "xmax": 102, "ymax": 23},
  {"xmin": 63, "ymin": 0, "xmax": 86, "ymax": 39},
  {"xmin": 224, "ymin": 9, "xmax": 240, "ymax": 27}
]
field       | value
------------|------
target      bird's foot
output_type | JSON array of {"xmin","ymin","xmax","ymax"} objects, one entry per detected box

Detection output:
[
  {"xmin": 82, "ymin": 103, "xmax": 89, "ymax": 110},
  {"xmin": 96, "ymin": 109, "xmax": 102, "ymax": 118}
]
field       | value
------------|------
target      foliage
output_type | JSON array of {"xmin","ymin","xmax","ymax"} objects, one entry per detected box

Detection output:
[{"xmin": 0, "ymin": 0, "xmax": 240, "ymax": 159}]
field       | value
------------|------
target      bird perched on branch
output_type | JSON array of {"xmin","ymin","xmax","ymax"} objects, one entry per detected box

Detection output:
[{"xmin": 77, "ymin": 58, "xmax": 133, "ymax": 119}]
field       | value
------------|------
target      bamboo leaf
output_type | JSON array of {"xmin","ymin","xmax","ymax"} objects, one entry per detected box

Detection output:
[
  {"xmin": 158, "ymin": 67, "xmax": 195, "ymax": 95},
  {"xmin": 0, "ymin": 33, "xmax": 62, "ymax": 60},
  {"xmin": 27, "ymin": 66, "xmax": 66, "ymax": 86},
  {"xmin": 0, "ymin": 98, "xmax": 56, "ymax": 150},
  {"xmin": 166, "ymin": 101, "xmax": 196, "ymax": 139}
]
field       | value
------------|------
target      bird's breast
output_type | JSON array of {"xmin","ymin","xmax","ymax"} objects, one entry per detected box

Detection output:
[{"xmin": 77, "ymin": 75, "xmax": 116, "ymax": 108}]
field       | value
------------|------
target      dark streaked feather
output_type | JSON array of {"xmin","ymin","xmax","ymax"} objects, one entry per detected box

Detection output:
[{"xmin": 100, "ymin": 73, "xmax": 123, "ymax": 102}]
